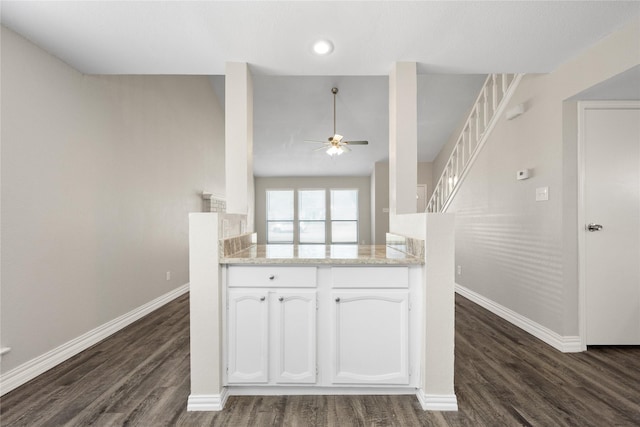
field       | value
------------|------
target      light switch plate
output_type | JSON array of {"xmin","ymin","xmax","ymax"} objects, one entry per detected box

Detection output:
[{"xmin": 536, "ymin": 186, "xmax": 549, "ymax": 201}]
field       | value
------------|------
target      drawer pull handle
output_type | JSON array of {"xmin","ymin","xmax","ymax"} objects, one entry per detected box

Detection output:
[
  {"xmin": 269, "ymin": 275, "xmax": 275, "ymax": 280},
  {"xmin": 335, "ymin": 297, "xmax": 341, "ymax": 303},
  {"xmin": 278, "ymin": 297, "xmax": 284, "ymax": 302},
  {"xmin": 260, "ymin": 296, "xmax": 266, "ymax": 301}
]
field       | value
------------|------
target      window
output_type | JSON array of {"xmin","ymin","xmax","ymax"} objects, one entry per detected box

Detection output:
[
  {"xmin": 265, "ymin": 188, "xmax": 359, "ymax": 244},
  {"xmin": 298, "ymin": 190, "xmax": 326, "ymax": 243},
  {"xmin": 330, "ymin": 189, "xmax": 358, "ymax": 244},
  {"xmin": 266, "ymin": 190, "xmax": 294, "ymax": 243}
]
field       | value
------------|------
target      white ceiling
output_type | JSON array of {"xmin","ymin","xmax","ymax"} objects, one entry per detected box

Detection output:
[{"xmin": 2, "ymin": 1, "xmax": 639, "ymax": 177}]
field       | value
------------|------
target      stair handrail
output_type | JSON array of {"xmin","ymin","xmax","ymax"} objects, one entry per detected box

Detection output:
[{"xmin": 427, "ymin": 73, "xmax": 524, "ymax": 213}]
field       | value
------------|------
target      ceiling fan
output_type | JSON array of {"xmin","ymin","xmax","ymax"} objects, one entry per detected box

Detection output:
[{"xmin": 305, "ymin": 87, "xmax": 369, "ymax": 156}]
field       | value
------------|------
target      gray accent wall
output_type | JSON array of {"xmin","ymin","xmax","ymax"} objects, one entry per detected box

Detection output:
[{"xmin": 1, "ymin": 27, "xmax": 225, "ymax": 372}]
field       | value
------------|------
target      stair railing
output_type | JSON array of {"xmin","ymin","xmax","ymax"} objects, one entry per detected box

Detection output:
[{"xmin": 427, "ymin": 73, "xmax": 524, "ymax": 213}]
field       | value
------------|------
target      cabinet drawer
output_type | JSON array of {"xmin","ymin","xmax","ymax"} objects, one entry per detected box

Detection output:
[
  {"xmin": 228, "ymin": 266, "xmax": 317, "ymax": 287},
  {"xmin": 332, "ymin": 266, "xmax": 408, "ymax": 288}
]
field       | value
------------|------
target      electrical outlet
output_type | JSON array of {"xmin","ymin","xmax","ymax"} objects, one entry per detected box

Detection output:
[
  {"xmin": 457, "ymin": 265, "xmax": 462, "ymax": 275},
  {"xmin": 166, "ymin": 271, "xmax": 171, "ymax": 281}
]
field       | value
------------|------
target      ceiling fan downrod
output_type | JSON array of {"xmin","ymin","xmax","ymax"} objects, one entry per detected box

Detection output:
[{"xmin": 331, "ymin": 87, "xmax": 338, "ymax": 139}]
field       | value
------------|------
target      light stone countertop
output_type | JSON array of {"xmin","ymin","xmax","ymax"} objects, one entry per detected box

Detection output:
[{"xmin": 220, "ymin": 244, "xmax": 424, "ymax": 265}]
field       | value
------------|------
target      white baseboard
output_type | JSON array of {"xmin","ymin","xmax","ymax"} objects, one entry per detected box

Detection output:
[
  {"xmin": 455, "ymin": 284, "xmax": 583, "ymax": 353},
  {"xmin": 190, "ymin": 387, "xmax": 447, "ymax": 412},
  {"xmin": 416, "ymin": 389, "xmax": 458, "ymax": 411},
  {"xmin": 227, "ymin": 385, "xmax": 416, "ymax": 396},
  {"xmin": 188, "ymin": 389, "xmax": 229, "ymax": 411},
  {"xmin": 0, "ymin": 284, "xmax": 189, "ymax": 396}
]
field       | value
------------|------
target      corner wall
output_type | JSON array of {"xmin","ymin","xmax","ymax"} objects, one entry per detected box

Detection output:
[
  {"xmin": 0, "ymin": 26, "xmax": 225, "ymax": 373},
  {"xmin": 447, "ymin": 17, "xmax": 640, "ymax": 338}
]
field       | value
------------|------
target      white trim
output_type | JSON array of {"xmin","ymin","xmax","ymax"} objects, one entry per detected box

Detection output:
[
  {"xmin": 456, "ymin": 285, "xmax": 582, "ymax": 353},
  {"xmin": 227, "ymin": 385, "xmax": 416, "ymax": 396},
  {"xmin": 187, "ymin": 389, "xmax": 229, "ymax": 411},
  {"xmin": 0, "ymin": 284, "xmax": 189, "ymax": 396},
  {"xmin": 197, "ymin": 386, "xmax": 456, "ymax": 412},
  {"xmin": 416, "ymin": 389, "xmax": 458, "ymax": 411},
  {"xmin": 577, "ymin": 101, "xmax": 640, "ymax": 350}
]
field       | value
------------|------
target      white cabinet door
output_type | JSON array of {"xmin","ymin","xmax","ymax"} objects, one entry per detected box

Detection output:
[
  {"xmin": 331, "ymin": 290, "xmax": 409, "ymax": 384},
  {"xmin": 227, "ymin": 290, "xmax": 269, "ymax": 383},
  {"xmin": 273, "ymin": 291, "xmax": 317, "ymax": 383}
]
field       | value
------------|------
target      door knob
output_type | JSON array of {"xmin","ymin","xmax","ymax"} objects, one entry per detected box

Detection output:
[{"xmin": 587, "ymin": 223, "xmax": 603, "ymax": 232}]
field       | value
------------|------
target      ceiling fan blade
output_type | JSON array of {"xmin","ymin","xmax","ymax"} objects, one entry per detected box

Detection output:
[
  {"xmin": 304, "ymin": 139, "xmax": 326, "ymax": 144},
  {"xmin": 313, "ymin": 144, "xmax": 330, "ymax": 151},
  {"xmin": 344, "ymin": 140, "xmax": 369, "ymax": 145}
]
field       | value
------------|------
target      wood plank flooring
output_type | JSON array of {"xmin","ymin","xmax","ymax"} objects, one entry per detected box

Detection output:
[{"xmin": 2, "ymin": 293, "xmax": 639, "ymax": 426}]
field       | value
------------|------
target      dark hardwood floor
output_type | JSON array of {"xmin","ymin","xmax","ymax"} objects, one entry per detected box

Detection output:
[{"xmin": 2, "ymin": 293, "xmax": 639, "ymax": 426}]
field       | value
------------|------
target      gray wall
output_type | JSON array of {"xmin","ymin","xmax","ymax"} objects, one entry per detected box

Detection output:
[
  {"xmin": 417, "ymin": 162, "xmax": 434, "ymax": 201},
  {"xmin": 446, "ymin": 18, "xmax": 640, "ymax": 337},
  {"xmin": 1, "ymin": 27, "xmax": 225, "ymax": 372},
  {"xmin": 370, "ymin": 162, "xmax": 389, "ymax": 245},
  {"xmin": 254, "ymin": 176, "xmax": 371, "ymax": 245}
]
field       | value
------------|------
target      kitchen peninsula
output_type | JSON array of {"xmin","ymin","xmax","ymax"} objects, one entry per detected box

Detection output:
[{"xmin": 188, "ymin": 212, "xmax": 457, "ymax": 412}]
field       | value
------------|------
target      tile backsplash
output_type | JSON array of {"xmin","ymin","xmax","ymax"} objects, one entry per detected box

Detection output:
[
  {"xmin": 204, "ymin": 196, "xmax": 226, "ymax": 213},
  {"xmin": 386, "ymin": 233, "xmax": 425, "ymax": 259},
  {"xmin": 220, "ymin": 232, "xmax": 257, "ymax": 257}
]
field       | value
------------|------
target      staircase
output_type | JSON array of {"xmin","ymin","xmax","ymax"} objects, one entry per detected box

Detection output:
[{"xmin": 427, "ymin": 73, "xmax": 524, "ymax": 213}]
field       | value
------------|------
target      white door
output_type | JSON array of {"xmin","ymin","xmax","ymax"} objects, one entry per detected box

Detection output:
[
  {"xmin": 227, "ymin": 290, "xmax": 269, "ymax": 383},
  {"xmin": 583, "ymin": 103, "xmax": 640, "ymax": 345},
  {"xmin": 331, "ymin": 290, "xmax": 409, "ymax": 384},
  {"xmin": 273, "ymin": 291, "xmax": 317, "ymax": 383}
]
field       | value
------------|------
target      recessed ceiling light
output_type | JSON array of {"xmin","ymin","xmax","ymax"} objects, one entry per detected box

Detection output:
[{"xmin": 312, "ymin": 39, "xmax": 334, "ymax": 55}]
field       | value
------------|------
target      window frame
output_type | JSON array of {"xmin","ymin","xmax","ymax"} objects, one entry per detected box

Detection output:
[
  {"xmin": 297, "ymin": 189, "xmax": 327, "ymax": 244},
  {"xmin": 330, "ymin": 188, "xmax": 359, "ymax": 244},
  {"xmin": 266, "ymin": 189, "xmax": 295, "ymax": 244},
  {"xmin": 264, "ymin": 187, "xmax": 359, "ymax": 245}
]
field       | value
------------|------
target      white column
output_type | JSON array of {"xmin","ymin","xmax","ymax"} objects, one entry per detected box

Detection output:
[
  {"xmin": 225, "ymin": 62, "xmax": 254, "ymax": 224},
  {"xmin": 389, "ymin": 62, "xmax": 418, "ymax": 215},
  {"xmin": 188, "ymin": 213, "xmax": 227, "ymax": 410},
  {"xmin": 419, "ymin": 213, "xmax": 457, "ymax": 410}
]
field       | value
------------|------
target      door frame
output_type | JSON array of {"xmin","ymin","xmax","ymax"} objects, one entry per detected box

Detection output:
[{"xmin": 577, "ymin": 100, "xmax": 640, "ymax": 350}]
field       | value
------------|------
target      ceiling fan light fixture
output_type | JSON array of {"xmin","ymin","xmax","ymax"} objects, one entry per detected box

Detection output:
[
  {"xmin": 312, "ymin": 39, "xmax": 334, "ymax": 55},
  {"xmin": 326, "ymin": 145, "xmax": 344, "ymax": 156}
]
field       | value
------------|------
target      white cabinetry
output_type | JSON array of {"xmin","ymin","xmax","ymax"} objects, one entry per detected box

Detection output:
[
  {"xmin": 227, "ymin": 267, "xmax": 317, "ymax": 385},
  {"xmin": 227, "ymin": 291, "xmax": 269, "ymax": 383},
  {"xmin": 273, "ymin": 291, "xmax": 316, "ymax": 383},
  {"xmin": 226, "ymin": 265, "xmax": 416, "ymax": 389},
  {"xmin": 331, "ymin": 290, "xmax": 409, "ymax": 384},
  {"xmin": 330, "ymin": 267, "xmax": 410, "ymax": 385}
]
